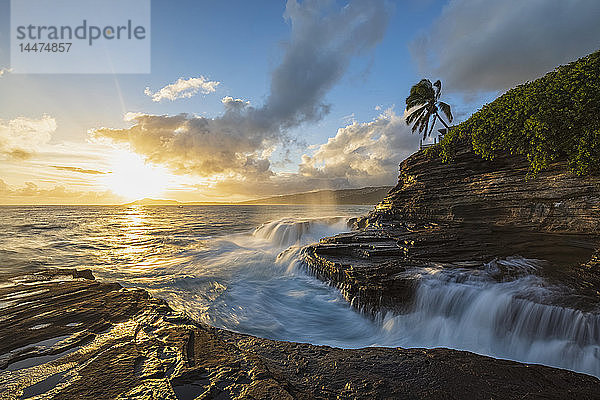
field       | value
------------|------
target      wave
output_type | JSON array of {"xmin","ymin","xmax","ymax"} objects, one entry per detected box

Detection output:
[
  {"xmin": 156, "ymin": 218, "xmax": 600, "ymax": 377},
  {"xmin": 252, "ymin": 216, "xmax": 350, "ymax": 247},
  {"xmin": 373, "ymin": 258, "xmax": 600, "ymax": 377},
  {"xmin": 16, "ymin": 223, "xmax": 72, "ymax": 231}
]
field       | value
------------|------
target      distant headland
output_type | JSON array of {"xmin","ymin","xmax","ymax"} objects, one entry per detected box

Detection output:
[{"xmin": 123, "ymin": 186, "xmax": 393, "ymax": 206}]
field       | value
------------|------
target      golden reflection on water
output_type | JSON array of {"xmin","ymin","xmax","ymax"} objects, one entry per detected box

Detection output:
[
  {"xmin": 90, "ymin": 206, "xmax": 156, "ymax": 277},
  {"xmin": 121, "ymin": 206, "xmax": 148, "ymax": 249},
  {"xmin": 114, "ymin": 206, "xmax": 200, "ymax": 282},
  {"xmin": 117, "ymin": 206, "xmax": 157, "ymax": 274}
]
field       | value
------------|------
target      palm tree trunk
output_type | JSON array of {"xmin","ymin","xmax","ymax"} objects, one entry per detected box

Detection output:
[{"xmin": 436, "ymin": 112, "xmax": 451, "ymax": 130}]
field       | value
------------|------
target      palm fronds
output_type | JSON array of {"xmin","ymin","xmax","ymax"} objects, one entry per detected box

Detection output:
[{"xmin": 405, "ymin": 79, "xmax": 453, "ymax": 138}]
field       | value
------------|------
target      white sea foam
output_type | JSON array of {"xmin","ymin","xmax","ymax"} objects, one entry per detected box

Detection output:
[{"xmin": 374, "ymin": 262, "xmax": 600, "ymax": 377}]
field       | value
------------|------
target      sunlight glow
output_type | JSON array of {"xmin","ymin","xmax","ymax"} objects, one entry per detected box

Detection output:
[{"xmin": 103, "ymin": 150, "xmax": 172, "ymax": 201}]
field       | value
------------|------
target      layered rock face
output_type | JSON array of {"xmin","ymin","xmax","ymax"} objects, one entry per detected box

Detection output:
[
  {"xmin": 303, "ymin": 149, "xmax": 600, "ymax": 313},
  {"xmin": 1, "ymin": 269, "xmax": 599, "ymax": 399},
  {"xmin": 372, "ymin": 148, "xmax": 600, "ymax": 233}
]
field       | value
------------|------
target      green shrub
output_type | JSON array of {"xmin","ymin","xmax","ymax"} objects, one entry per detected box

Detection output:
[{"xmin": 430, "ymin": 50, "xmax": 600, "ymax": 176}]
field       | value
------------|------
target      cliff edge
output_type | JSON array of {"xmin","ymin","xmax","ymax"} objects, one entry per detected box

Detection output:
[{"xmin": 303, "ymin": 148, "xmax": 600, "ymax": 314}]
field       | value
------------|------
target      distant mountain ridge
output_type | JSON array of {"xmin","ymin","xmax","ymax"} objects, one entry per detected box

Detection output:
[
  {"xmin": 239, "ymin": 186, "xmax": 393, "ymax": 205},
  {"xmin": 124, "ymin": 186, "xmax": 393, "ymax": 206},
  {"xmin": 125, "ymin": 198, "xmax": 181, "ymax": 206}
]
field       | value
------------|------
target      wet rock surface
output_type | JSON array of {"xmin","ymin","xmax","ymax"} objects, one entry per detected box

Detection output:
[
  {"xmin": 1, "ymin": 269, "xmax": 599, "ymax": 400},
  {"xmin": 302, "ymin": 149, "xmax": 600, "ymax": 314},
  {"xmin": 303, "ymin": 222, "xmax": 600, "ymax": 313}
]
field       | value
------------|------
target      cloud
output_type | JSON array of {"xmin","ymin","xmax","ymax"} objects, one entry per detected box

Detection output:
[
  {"xmin": 0, "ymin": 116, "xmax": 56, "ymax": 159},
  {"xmin": 411, "ymin": 0, "xmax": 600, "ymax": 93},
  {"xmin": 0, "ymin": 68, "xmax": 12, "ymax": 77},
  {"xmin": 262, "ymin": 0, "xmax": 390, "ymax": 127},
  {"xmin": 299, "ymin": 108, "xmax": 419, "ymax": 187},
  {"xmin": 221, "ymin": 96, "xmax": 251, "ymax": 111},
  {"xmin": 92, "ymin": 112, "xmax": 275, "ymax": 180},
  {"xmin": 93, "ymin": 0, "xmax": 391, "ymax": 184},
  {"xmin": 0, "ymin": 179, "xmax": 121, "ymax": 204},
  {"xmin": 341, "ymin": 113, "xmax": 356, "ymax": 124},
  {"xmin": 189, "ymin": 108, "xmax": 419, "ymax": 198},
  {"xmin": 52, "ymin": 166, "xmax": 109, "ymax": 175},
  {"xmin": 144, "ymin": 76, "xmax": 220, "ymax": 102}
]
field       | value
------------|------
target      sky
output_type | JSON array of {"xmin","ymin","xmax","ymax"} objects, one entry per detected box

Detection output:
[{"xmin": 1, "ymin": 0, "xmax": 599, "ymax": 204}]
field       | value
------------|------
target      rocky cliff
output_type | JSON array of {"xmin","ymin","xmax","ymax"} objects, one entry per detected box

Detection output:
[
  {"xmin": 303, "ymin": 148, "xmax": 600, "ymax": 314},
  {"xmin": 371, "ymin": 147, "xmax": 600, "ymax": 233}
]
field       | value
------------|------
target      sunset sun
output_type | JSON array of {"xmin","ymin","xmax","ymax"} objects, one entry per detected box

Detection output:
[{"xmin": 104, "ymin": 150, "xmax": 171, "ymax": 201}]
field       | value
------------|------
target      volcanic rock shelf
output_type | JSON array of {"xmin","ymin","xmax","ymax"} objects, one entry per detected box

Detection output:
[
  {"xmin": 1, "ymin": 269, "xmax": 599, "ymax": 400},
  {"xmin": 302, "ymin": 148, "xmax": 600, "ymax": 314}
]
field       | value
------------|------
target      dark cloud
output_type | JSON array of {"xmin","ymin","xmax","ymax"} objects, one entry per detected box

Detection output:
[
  {"xmin": 411, "ymin": 0, "xmax": 600, "ymax": 93},
  {"xmin": 263, "ymin": 0, "xmax": 390, "ymax": 127}
]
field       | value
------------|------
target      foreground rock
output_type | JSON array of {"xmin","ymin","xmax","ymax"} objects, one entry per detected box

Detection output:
[{"xmin": 1, "ymin": 269, "xmax": 598, "ymax": 399}]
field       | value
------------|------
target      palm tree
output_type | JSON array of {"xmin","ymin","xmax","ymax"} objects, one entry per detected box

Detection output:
[{"xmin": 405, "ymin": 79, "xmax": 453, "ymax": 139}]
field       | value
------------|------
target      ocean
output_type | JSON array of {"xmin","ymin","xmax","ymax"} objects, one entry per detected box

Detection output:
[{"xmin": 1, "ymin": 205, "xmax": 599, "ymax": 378}]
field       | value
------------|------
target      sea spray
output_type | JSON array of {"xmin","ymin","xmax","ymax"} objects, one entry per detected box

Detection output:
[
  {"xmin": 233, "ymin": 218, "xmax": 600, "ymax": 378},
  {"xmin": 239, "ymin": 218, "xmax": 600, "ymax": 378},
  {"xmin": 254, "ymin": 219, "xmax": 600, "ymax": 377},
  {"xmin": 252, "ymin": 216, "xmax": 350, "ymax": 247}
]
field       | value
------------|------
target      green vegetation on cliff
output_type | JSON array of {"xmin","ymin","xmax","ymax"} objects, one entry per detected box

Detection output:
[{"xmin": 429, "ymin": 50, "xmax": 600, "ymax": 176}]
